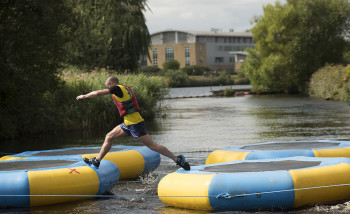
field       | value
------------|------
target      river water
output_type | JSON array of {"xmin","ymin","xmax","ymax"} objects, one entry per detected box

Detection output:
[{"xmin": 2, "ymin": 85, "xmax": 350, "ymax": 213}]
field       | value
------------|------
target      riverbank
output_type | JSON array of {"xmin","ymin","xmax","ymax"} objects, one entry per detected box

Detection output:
[
  {"xmin": 186, "ymin": 75, "xmax": 250, "ymax": 87},
  {"xmin": 0, "ymin": 68, "xmax": 168, "ymax": 139},
  {"xmin": 163, "ymin": 69, "xmax": 250, "ymax": 88}
]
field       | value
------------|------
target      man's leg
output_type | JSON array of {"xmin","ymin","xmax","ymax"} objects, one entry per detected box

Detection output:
[
  {"xmin": 138, "ymin": 134, "xmax": 190, "ymax": 170},
  {"xmin": 138, "ymin": 134, "xmax": 177, "ymax": 162},
  {"xmin": 96, "ymin": 125, "xmax": 127, "ymax": 161}
]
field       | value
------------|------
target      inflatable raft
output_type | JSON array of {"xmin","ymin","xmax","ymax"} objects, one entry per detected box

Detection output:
[
  {"xmin": 206, "ymin": 140, "xmax": 350, "ymax": 164},
  {"xmin": 158, "ymin": 157, "xmax": 350, "ymax": 211},
  {"xmin": 0, "ymin": 145, "xmax": 160, "ymax": 208}
]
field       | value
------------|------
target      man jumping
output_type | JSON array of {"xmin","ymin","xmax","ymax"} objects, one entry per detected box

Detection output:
[{"xmin": 76, "ymin": 76, "xmax": 190, "ymax": 170}]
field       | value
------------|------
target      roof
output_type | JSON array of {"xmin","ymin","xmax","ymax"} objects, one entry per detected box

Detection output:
[{"xmin": 151, "ymin": 30, "xmax": 252, "ymax": 37}]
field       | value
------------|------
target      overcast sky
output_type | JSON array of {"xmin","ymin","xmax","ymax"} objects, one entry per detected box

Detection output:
[{"xmin": 145, "ymin": 0, "xmax": 284, "ymax": 34}]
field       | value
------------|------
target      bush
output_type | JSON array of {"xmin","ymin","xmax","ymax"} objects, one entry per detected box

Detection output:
[
  {"xmin": 138, "ymin": 66, "xmax": 161, "ymax": 74},
  {"xmin": 164, "ymin": 70, "xmax": 188, "ymax": 87},
  {"xmin": 234, "ymin": 77, "xmax": 250, "ymax": 85},
  {"xmin": 182, "ymin": 65, "xmax": 211, "ymax": 75},
  {"xmin": 218, "ymin": 71, "xmax": 234, "ymax": 85},
  {"xmin": 163, "ymin": 60, "xmax": 180, "ymax": 70},
  {"xmin": 224, "ymin": 89, "xmax": 236, "ymax": 96}
]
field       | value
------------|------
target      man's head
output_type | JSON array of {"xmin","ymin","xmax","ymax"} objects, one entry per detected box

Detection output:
[{"xmin": 105, "ymin": 76, "xmax": 119, "ymax": 88}]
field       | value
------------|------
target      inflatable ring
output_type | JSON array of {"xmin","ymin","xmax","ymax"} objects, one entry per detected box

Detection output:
[
  {"xmin": 0, "ymin": 145, "xmax": 160, "ymax": 179},
  {"xmin": 0, "ymin": 146, "xmax": 160, "ymax": 208},
  {"xmin": 158, "ymin": 157, "xmax": 350, "ymax": 211},
  {"xmin": 206, "ymin": 140, "xmax": 350, "ymax": 164}
]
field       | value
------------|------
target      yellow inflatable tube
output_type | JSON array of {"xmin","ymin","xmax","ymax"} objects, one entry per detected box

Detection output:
[{"xmin": 206, "ymin": 140, "xmax": 350, "ymax": 164}]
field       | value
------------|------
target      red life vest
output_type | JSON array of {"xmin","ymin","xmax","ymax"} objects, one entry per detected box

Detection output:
[{"xmin": 111, "ymin": 85, "xmax": 140, "ymax": 117}]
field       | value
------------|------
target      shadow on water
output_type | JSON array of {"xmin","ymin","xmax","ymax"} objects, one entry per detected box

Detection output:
[
  {"xmin": 0, "ymin": 127, "xmax": 142, "ymax": 156},
  {"xmin": 2, "ymin": 86, "xmax": 350, "ymax": 213}
]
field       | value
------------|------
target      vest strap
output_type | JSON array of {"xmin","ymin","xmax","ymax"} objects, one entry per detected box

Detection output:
[{"xmin": 123, "ymin": 88, "xmax": 136, "ymax": 114}]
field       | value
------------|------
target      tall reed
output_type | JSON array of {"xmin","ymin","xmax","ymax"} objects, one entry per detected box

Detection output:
[{"xmin": 39, "ymin": 68, "xmax": 168, "ymax": 133}]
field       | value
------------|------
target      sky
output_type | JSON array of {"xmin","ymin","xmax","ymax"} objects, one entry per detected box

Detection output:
[{"xmin": 145, "ymin": 0, "xmax": 284, "ymax": 34}]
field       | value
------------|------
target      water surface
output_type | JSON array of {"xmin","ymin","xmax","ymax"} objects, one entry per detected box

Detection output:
[{"xmin": 2, "ymin": 86, "xmax": 350, "ymax": 213}]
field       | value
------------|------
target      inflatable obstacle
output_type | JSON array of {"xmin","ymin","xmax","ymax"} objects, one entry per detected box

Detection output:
[
  {"xmin": 158, "ymin": 157, "xmax": 350, "ymax": 211},
  {"xmin": 206, "ymin": 140, "xmax": 350, "ymax": 164},
  {"xmin": 0, "ymin": 145, "xmax": 160, "ymax": 208}
]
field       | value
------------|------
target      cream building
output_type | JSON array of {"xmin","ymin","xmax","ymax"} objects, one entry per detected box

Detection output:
[{"xmin": 147, "ymin": 30, "xmax": 254, "ymax": 72}]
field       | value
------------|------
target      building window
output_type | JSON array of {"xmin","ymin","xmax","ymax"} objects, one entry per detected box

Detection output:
[
  {"xmin": 233, "ymin": 46, "xmax": 240, "ymax": 51},
  {"xmin": 229, "ymin": 57, "xmax": 235, "ymax": 63},
  {"xmin": 215, "ymin": 57, "xmax": 224, "ymax": 63},
  {"xmin": 224, "ymin": 46, "xmax": 233, "ymax": 51},
  {"xmin": 200, "ymin": 56, "xmax": 203, "ymax": 63},
  {"xmin": 165, "ymin": 47, "xmax": 174, "ymax": 61},
  {"xmin": 214, "ymin": 45, "xmax": 253, "ymax": 52},
  {"xmin": 199, "ymin": 44, "xmax": 203, "ymax": 52},
  {"xmin": 185, "ymin": 46, "xmax": 190, "ymax": 66},
  {"xmin": 152, "ymin": 48, "xmax": 158, "ymax": 66},
  {"xmin": 216, "ymin": 45, "xmax": 223, "ymax": 51}
]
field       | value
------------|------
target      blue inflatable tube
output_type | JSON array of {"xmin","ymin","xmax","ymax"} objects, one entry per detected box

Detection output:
[
  {"xmin": 0, "ymin": 159, "xmax": 119, "ymax": 208},
  {"xmin": 206, "ymin": 140, "xmax": 350, "ymax": 164},
  {"xmin": 0, "ymin": 145, "xmax": 160, "ymax": 208},
  {"xmin": 158, "ymin": 157, "xmax": 350, "ymax": 211},
  {"xmin": 1, "ymin": 145, "xmax": 161, "ymax": 179}
]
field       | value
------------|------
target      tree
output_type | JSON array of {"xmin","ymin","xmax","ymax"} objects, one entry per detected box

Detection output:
[
  {"xmin": 242, "ymin": 0, "xmax": 350, "ymax": 93},
  {"xmin": 0, "ymin": 0, "xmax": 72, "ymax": 137},
  {"xmin": 163, "ymin": 60, "xmax": 180, "ymax": 70},
  {"xmin": 65, "ymin": 0, "xmax": 150, "ymax": 71}
]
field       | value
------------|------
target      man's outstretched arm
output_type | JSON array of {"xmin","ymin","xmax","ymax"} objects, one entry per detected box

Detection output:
[{"xmin": 76, "ymin": 89, "xmax": 110, "ymax": 100}]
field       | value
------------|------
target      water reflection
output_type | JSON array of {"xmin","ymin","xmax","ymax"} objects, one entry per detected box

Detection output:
[
  {"xmin": 244, "ymin": 95, "xmax": 350, "ymax": 140},
  {"xmin": 150, "ymin": 94, "xmax": 350, "ymax": 155}
]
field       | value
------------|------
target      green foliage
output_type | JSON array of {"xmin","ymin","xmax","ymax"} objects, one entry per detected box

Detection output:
[
  {"xmin": 0, "ymin": 0, "xmax": 72, "ymax": 138},
  {"xmin": 343, "ymin": 50, "xmax": 350, "ymax": 65},
  {"xmin": 236, "ymin": 70, "xmax": 251, "ymax": 84},
  {"xmin": 163, "ymin": 60, "xmax": 180, "ymax": 71},
  {"xmin": 242, "ymin": 0, "xmax": 350, "ymax": 93},
  {"xmin": 65, "ymin": 0, "xmax": 150, "ymax": 71},
  {"xmin": 234, "ymin": 77, "xmax": 250, "ymax": 85},
  {"xmin": 1, "ymin": 68, "xmax": 168, "ymax": 138},
  {"xmin": 309, "ymin": 64, "xmax": 350, "ymax": 101},
  {"xmin": 138, "ymin": 66, "xmax": 161, "ymax": 74},
  {"xmin": 165, "ymin": 71, "xmax": 236, "ymax": 87},
  {"xmin": 164, "ymin": 70, "xmax": 189, "ymax": 87},
  {"xmin": 218, "ymin": 71, "xmax": 234, "ymax": 85},
  {"xmin": 0, "ymin": 0, "xmax": 156, "ymax": 138},
  {"xmin": 237, "ymin": 70, "xmax": 246, "ymax": 78},
  {"xmin": 223, "ymin": 89, "xmax": 236, "ymax": 97},
  {"xmin": 182, "ymin": 65, "xmax": 211, "ymax": 75},
  {"xmin": 59, "ymin": 70, "xmax": 168, "ymax": 131}
]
